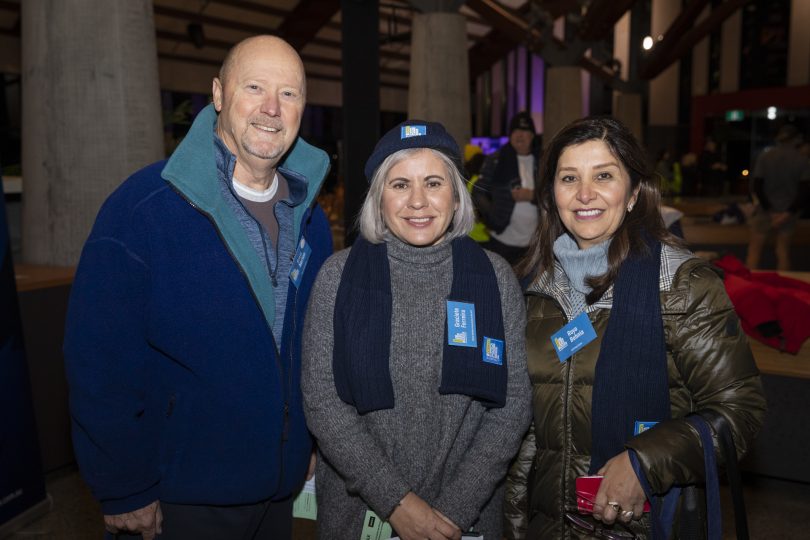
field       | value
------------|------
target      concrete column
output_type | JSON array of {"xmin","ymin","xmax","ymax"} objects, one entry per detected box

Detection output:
[
  {"xmin": 613, "ymin": 11, "xmax": 630, "ymax": 81},
  {"xmin": 691, "ymin": 6, "xmax": 710, "ymax": 96},
  {"xmin": 788, "ymin": 0, "xmax": 810, "ymax": 86},
  {"xmin": 21, "ymin": 0, "xmax": 163, "ymax": 266},
  {"xmin": 544, "ymin": 66, "xmax": 583, "ymax": 144},
  {"xmin": 719, "ymin": 8, "xmax": 741, "ymax": 93},
  {"xmin": 613, "ymin": 93, "xmax": 643, "ymax": 141},
  {"xmin": 648, "ymin": 0, "xmax": 679, "ymax": 127},
  {"xmin": 408, "ymin": 11, "xmax": 471, "ymax": 149},
  {"xmin": 611, "ymin": 12, "xmax": 642, "ymax": 140}
]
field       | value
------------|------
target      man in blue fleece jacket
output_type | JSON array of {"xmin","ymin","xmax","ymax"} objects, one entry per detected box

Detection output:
[{"xmin": 64, "ymin": 36, "xmax": 332, "ymax": 539}]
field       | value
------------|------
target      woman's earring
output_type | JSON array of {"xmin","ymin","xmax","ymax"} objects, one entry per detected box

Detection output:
[{"xmin": 627, "ymin": 202, "xmax": 634, "ymax": 212}]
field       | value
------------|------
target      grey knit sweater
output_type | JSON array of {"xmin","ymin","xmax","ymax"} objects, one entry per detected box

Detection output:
[{"xmin": 301, "ymin": 236, "xmax": 532, "ymax": 540}]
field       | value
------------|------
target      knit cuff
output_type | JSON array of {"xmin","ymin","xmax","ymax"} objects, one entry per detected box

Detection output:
[
  {"xmin": 432, "ymin": 492, "xmax": 478, "ymax": 532},
  {"xmin": 360, "ymin": 469, "xmax": 411, "ymax": 521}
]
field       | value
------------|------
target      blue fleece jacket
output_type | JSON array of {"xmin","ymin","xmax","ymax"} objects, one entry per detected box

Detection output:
[{"xmin": 64, "ymin": 104, "xmax": 332, "ymax": 514}]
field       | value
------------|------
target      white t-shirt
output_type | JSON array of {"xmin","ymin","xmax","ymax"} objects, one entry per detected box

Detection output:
[{"xmin": 491, "ymin": 154, "xmax": 538, "ymax": 247}]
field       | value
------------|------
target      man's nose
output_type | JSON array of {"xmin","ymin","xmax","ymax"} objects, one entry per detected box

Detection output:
[{"xmin": 261, "ymin": 92, "xmax": 280, "ymax": 116}]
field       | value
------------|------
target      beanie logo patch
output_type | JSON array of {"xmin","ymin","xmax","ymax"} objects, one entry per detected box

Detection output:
[{"xmin": 401, "ymin": 125, "xmax": 427, "ymax": 139}]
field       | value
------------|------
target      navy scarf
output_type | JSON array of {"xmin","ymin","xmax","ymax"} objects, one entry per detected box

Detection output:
[
  {"xmin": 589, "ymin": 239, "xmax": 671, "ymax": 473},
  {"xmin": 332, "ymin": 236, "xmax": 507, "ymax": 414}
]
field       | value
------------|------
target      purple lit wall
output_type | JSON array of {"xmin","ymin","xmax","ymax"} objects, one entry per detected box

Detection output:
[
  {"xmin": 506, "ymin": 50, "xmax": 516, "ymax": 126},
  {"xmin": 531, "ymin": 54, "xmax": 545, "ymax": 134},
  {"xmin": 470, "ymin": 136, "xmax": 510, "ymax": 155},
  {"xmin": 490, "ymin": 59, "xmax": 505, "ymax": 136},
  {"xmin": 474, "ymin": 47, "xmax": 549, "ymax": 139}
]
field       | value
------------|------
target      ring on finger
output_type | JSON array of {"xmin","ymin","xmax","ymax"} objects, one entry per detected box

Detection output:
[
  {"xmin": 621, "ymin": 509, "xmax": 634, "ymax": 520},
  {"xmin": 607, "ymin": 501, "xmax": 621, "ymax": 512}
]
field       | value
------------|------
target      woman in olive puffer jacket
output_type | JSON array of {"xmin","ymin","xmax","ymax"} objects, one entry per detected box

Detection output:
[{"xmin": 504, "ymin": 117, "xmax": 766, "ymax": 540}]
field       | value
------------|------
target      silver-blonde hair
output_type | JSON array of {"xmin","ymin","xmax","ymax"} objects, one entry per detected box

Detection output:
[{"xmin": 357, "ymin": 148, "xmax": 475, "ymax": 244}]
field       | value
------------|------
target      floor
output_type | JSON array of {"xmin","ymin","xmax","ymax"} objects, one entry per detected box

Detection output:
[{"xmin": 5, "ymin": 466, "xmax": 810, "ymax": 539}]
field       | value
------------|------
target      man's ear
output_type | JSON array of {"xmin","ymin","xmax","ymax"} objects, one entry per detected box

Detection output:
[{"xmin": 212, "ymin": 78, "xmax": 223, "ymax": 112}]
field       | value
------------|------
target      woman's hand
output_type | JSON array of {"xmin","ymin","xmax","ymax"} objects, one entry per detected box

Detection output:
[
  {"xmin": 389, "ymin": 492, "xmax": 462, "ymax": 540},
  {"xmin": 593, "ymin": 451, "xmax": 647, "ymax": 525}
]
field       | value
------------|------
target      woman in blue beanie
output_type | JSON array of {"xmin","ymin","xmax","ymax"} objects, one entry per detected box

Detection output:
[
  {"xmin": 301, "ymin": 120, "xmax": 532, "ymax": 540},
  {"xmin": 503, "ymin": 116, "xmax": 766, "ymax": 539}
]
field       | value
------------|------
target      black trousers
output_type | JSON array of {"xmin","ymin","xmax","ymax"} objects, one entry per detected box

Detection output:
[{"xmin": 110, "ymin": 496, "xmax": 293, "ymax": 540}]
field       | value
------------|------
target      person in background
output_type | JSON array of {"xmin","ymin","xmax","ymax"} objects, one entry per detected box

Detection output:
[
  {"xmin": 302, "ymin": 120, "xmax": 532, "ymax": 540},
  {"xmin": 654, "ymin": 148, "xmax": 677, "ymax": 197},
  {"xmin": 679, "ymin": 152, "xmax": 698, "ymax": 197},
  {"xmin": 504, "ymin": 116, "xmax": 765, "ymax": 539},
  {"xmin": 746, "ymin": 124, "xmax": 810, "ymax": 270},
  {"xmin": 64, "ymin": 36, "xmax": 332, "ymax": 539},
  {"xmin": 472, "ymin": 111, "xmax": 541, "ymax": 266},
  {"xmin": 464, "ymin": 143, "xmax": 489, "ymax": 243},
  {"xmin": 697, "ymin": 137, "xmax": 727, "ymax": 196}
]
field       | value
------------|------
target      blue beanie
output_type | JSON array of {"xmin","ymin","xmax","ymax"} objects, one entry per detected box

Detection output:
[{"xmin": 364, "ymin": 120, "xmax": 462, "ymax": 182}]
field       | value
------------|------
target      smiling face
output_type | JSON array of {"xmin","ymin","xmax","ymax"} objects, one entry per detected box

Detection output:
[
  {"xmin": 553, "ymin": 139, "xmax": 639, "ymax": 249},
  {"xmin": 212, "ymin": 36, "xmax": 305, "ymax": 177},
  {"xmin": 381, "ymin": 149, "xmax": 458, "ymax": 247}
]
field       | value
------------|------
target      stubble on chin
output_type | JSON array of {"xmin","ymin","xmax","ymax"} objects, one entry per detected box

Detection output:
[{"xmin": 241, "ymin": 132, "xmax": 285, "ymax": 161}]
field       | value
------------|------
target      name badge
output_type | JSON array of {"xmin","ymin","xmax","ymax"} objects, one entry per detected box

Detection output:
[
  {"xmin": 289, "ymin": 237, "xmax": 312, "ymax": 288},
  {"xmin": 634, "ymin": 421, "xmax": 658, "ymax": 435},
  {"xmin": 446, "ymin": 300, "xmax": 477, "ymax": 348},
  {"xmin": 482, "ymin": 337, "xmax": 504, "ymax": 365},
  {"xmin": 360, "ymin": 509, "xmax": 392, "ymax": 540},
  {"xmin": 550, "ymin": 312, "xmax": 597, "ymax": 362},
  {"xmin": 292, "ymin": 477, "xmax": 317, "ymax": 520}
]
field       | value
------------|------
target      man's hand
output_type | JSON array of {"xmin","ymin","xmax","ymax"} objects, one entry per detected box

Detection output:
[
  {"xmin": 511, "ymin": 188, "xmax": 534, "ymax": 202},
  {"xmin": 307, "ymin": 451, "xmax": 317, "ymax": 480},
  {"xmin": 104, "ymin": 501, "xmax": 162, "ymax": 540},
  {"xmin": 389, "ymin": 492, "xmax": 461, "ymax": 540}
]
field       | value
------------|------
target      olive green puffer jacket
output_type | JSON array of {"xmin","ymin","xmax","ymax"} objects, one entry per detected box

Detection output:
[{"xmin": 504, "ymin": 246, "xmax": 767, "ymax": 539}]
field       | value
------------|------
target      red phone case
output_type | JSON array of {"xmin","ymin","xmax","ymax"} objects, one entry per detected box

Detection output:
[{"xmin": 575, "ymin": 476, "xmax": 651, "ymax": 513}]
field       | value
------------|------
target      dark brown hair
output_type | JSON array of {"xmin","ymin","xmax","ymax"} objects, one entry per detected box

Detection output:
[{"xmin": 518, "ymin": 116, "xmax": 683, "ymax": 302}]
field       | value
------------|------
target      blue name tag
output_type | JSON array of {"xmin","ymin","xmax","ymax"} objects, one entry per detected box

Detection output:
[
  {"xmin": 550, "ymin": 312, "xmax": 597, "ymax": 362},
  {"xmin": 446, "ymin": 300, "xmax": 477, "ymax": 348},
  {"xmin": 289, "ymin": 237, "xmax": 312, "ymax": 288},
  {"xmin": 401, "ymin": 125, "xmax": 427, "ymax": 138},
  {"xmin": 482, "ymin": 337, "xmax": 504, "ymax": 365},
  {"xmin": 634, "ymin": 421, "xmax": 658, "ymax": 435}
]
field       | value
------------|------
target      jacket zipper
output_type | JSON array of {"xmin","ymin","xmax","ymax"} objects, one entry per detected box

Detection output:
[
  {"xmin": 276, "ymin": 207, "xmax": 314, "ymax": 493},
  {"xmin": 529, "ymin": 291, "xmax": 575, "ymax": 538},
  {"xmin": 166, "ymin": 184, "xmax": 290, "ymax": 470}
]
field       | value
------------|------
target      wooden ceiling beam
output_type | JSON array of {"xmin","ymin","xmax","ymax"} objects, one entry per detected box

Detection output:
[
  {"xmin": 639, "ymin": 0, "xmax": 749, "ymax": 80},
  {"xmin": 157, "ymin": 31, "xmax": 409, "ymax": 78},
  {"xmin": 578, "ymin": 0, "xmax": 637, "ymax": 42},
  {"xmin": 153, "ymin": 5, "xmax": 275, "ymax": 35},
  {"xmin": 275, "ymin": 0, "xmax": 341, "ymax": 50},
  {"xmin": 528, "ymin": 0, "xmax": 579, "ymax": 20},
  {"xmin": 207, "ymin": 0, "xmax": 289, "ymax": 18},
  {"xmin": 466, "ymin": 0, "xmax": 635, "ymax": 91}
]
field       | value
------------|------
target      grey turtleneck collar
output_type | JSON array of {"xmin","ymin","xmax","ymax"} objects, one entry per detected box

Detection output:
[
  {"xmin": 553, "ymin": 233, "xmax": 611, "ymax": 313},
  {"xmin": 384, "ymin": 233, "xmax": 453, "ymax": 267}
]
